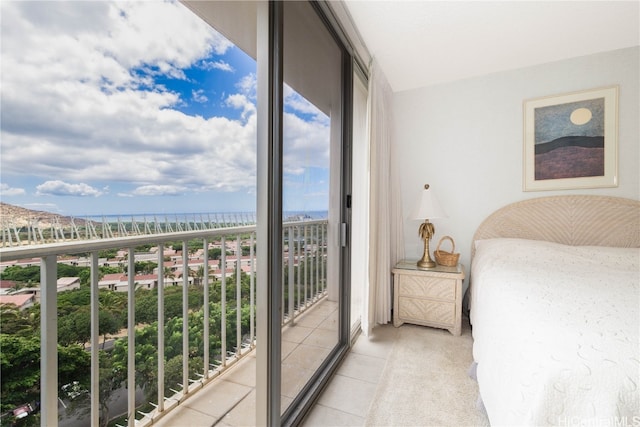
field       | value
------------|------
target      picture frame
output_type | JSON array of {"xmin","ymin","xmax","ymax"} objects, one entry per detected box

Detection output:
[{"xmin": 523, "ymin": 85, "xmax": 618, "ymax": 191}]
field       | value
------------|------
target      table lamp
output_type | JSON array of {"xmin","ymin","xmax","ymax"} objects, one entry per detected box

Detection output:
[{"xmin": 410, "ymin": 184, "xmax": 446, "ymax": 268}]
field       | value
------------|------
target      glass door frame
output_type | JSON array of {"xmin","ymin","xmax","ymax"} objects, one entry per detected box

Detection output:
[{"xmin": 256, "ymin": 1, "xmax": 354, "ymax": 425}]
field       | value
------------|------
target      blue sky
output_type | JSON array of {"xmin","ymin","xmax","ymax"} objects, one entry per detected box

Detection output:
[{"xmin": 0, "ymin": 0, "xmax": 330, "ymax": 217}]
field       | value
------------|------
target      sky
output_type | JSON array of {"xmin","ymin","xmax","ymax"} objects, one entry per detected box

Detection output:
[{"xmin": 0, "ymin": 0, "xmax": 330, "ymax": 217}]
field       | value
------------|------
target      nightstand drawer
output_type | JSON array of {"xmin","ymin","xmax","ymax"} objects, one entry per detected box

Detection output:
[
  {"xmin": 398, "ymin": 297, "xmax": 455, "ymax": 325},
  {"xmin": 398, "ymin": 274, "xmax": 455, "ymax": 301}
]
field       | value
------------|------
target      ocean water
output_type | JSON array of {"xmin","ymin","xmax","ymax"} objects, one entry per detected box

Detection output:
[{"xmin": 82, "ymin": 210, "xmax": 328, "ymax": 224}]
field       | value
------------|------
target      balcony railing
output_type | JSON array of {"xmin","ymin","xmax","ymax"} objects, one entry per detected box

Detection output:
[{"xmin": 0, "ymin": 219, "xmax": 328, "ymax": 427}]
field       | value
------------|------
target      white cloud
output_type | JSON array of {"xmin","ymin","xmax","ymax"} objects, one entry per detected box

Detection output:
[
  {"xmin": 192, "ymin": 89, "xmax": 208, "ymax": 103},
  {"xmin": 201, "ymin": 60, "xmax": 234, "ymax": 72},
  {"xmin": 284, "ymin": 86, "xmax": 325, "ymax": 118},
  {"xmin": 0, "ymin": 183, "xmax": 25, "ymax": 196},
  {"xmin": 283, "ymin": 112, "xmax": 330, "ymax": 175},
  {"xmin": 128, "ymin": 185, "xmax": 187, "ymax": 197},
  {"xmin": 237, "ymin": 73, "xmax": 257, "ymax": 99},
  {"xmin": 36, "ymin": 180, "xmax": 103, "ymax": 197},
  {"xmin": 226, "ymin": 94, "xmax": 256, "ymax": 121},
  {"xmin": 0, "ymin": 0, "xmax": 330, "ymax": 209}
]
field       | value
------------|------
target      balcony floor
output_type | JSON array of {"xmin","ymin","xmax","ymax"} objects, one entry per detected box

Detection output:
[
  {"xmin": 152, "ymin": 307, "xmax": 487, "ymax": 427},
  {"xmin": 152, "ymin": 297, "xmax": 339, "ymax": 427}
]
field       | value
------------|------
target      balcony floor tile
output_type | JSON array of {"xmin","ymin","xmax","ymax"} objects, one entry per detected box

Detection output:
[
  {"xmin": 301, "ymin": 327, "xmax": 338, "ymax": 349},
  {"xmin": 281, "ymin": 324, "xmax": 315, "ymax": 344},
  {"xmin": 281, "ymin": 365, "xmax": 317, "ymax": 399},
  {"xmin": 317, "ymin": 311, "xmax": 338, "ymax": 331},
  {"xmin": 152, "ymin": 405, "xmax": 217, "ymax": 427},
  {"xmin": 185, "ymin": 379, "xmax": 252, "ymax": 418},
  {"xmin": 219, "ymin": 356, "xmax": 256, "ymax": 388},
  {"xmin": 295, "ymin": 313, "xmax": 326, "ymax": 328},
  {"xmin": 303, "ymin": 404, "xmax": 365, "ymax": 427},
  {"xmin": 334, "ymin": 352, "xmax": 386, "ymax": 384},
  {"xmin": 282, "ymin": 343, "xmax": 331, "ymax": 370},
  {"xmin": 316, "ymin": 374, "xmax": 378, "ymax": 417},
  {"xmin": 350, "ymin": 324, "xmax": 399, "ymax": 359}
]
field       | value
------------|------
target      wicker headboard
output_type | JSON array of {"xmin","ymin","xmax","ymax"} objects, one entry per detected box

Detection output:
[{"xmin": 471, "ymin": 195, "xmax": 640, "ymax": 260}]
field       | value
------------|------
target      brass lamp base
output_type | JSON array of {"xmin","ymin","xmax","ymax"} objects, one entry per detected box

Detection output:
[
  {"xmin": 417, "ymin": 257, "xmax": 436, "ymax": 269},
  {"xmin": 417, "ymin": 218, "xmax": 437, "ymax": 269}
]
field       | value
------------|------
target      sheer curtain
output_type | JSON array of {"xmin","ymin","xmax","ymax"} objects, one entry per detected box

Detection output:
[
  {"xmin": 364, "ymin": 59, "xmax": 404, "ymax": 335},
  {"xmin": 351, "ymin": 71, "xmax": 370, "ymax": 337}
]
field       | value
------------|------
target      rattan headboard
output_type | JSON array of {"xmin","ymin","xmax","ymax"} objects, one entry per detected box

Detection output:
[{"xmin": 471, "ymin": 195, "xmax": 640, "ymax": 260}]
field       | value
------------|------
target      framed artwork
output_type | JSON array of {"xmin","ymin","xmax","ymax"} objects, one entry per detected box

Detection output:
[{"xmin": 523, "ymin": 86, "xmax": 618, "ymax": 191}]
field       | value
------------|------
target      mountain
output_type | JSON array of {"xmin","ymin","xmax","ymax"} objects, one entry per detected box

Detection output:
[
  {"xmin": 534, "ymin": 135, "xmax": 604, "ymax": 155},
  {"xmin": 0, "ymin": 202, "xmax": 80, "ymax": 228}
]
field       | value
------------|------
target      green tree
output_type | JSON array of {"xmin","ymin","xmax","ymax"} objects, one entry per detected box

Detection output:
[
  {"xmin": 135, "ymin": 288, "xmax": 158, "ymax": 325},
  {"xmin": 0, "ymin": 265, "xmax": 40, "ymax": 284},
  {"xmin": 57, "ymin": 263, "xmax": 88, "ymax": 279},
  {"xmin": 97, "ymin": 350, "xmax": 126, "ymax": 427},
  {"xmin": 0, "ymin": 334, "xmax": 40, "ymax": 412},
  {"xmin": 98, "ymin": 310, "xmax": 122, "ymax": 348},
  {"xmin": 0, "ymin": 335, "xmax": 90, "ymax": 413},
  {"xmin": 208, "ymin": 247, "xmax": 232, "ymax": 260},
  {"xmin": 99, "ymin": 249, "xmax": 118, "ymax": 259},
  {"xmin": 134, "ymin": 261, "xmax": 157, "ymax": 275},
  {"xmin": 98, "ymin": 290, "xmax": 126, "ymax": 344},
  {"xmin": 99, "ymin": 265, "xmax": 122, "ymax": 276},
  {"xmin": 58, "ymin": 307, "xmax": 91, "ymax": 346},
  {"xmin": 163, "ymin": 266, "xmax": 176, "ymax": 281},
  {"xmin": 194, "ymin": 265, "xmax": 206, "ymax": 287},
  {"xmin": 0, "ymin": 304, "xmax": 35, "ymax": 336},
  {"xmin": 78, "ymin": 268, "xmax": 91, "ymax": 287},
  {"xmin": 58, "ymin": 287, "xmax": 91, "ymax": 315}
]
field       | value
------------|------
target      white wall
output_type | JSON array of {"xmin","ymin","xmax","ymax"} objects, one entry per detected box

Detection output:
[{"xmin": 394, "ymin": 47, "xmax": 639, "ymax": 298}]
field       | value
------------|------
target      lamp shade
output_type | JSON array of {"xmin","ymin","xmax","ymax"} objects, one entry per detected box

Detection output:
[{"xmin": 410, "ymin": 184, "xmax": 447, "ymax": 220}]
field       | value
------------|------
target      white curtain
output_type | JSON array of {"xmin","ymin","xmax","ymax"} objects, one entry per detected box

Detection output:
[
  {"xmin": 364, "ymin": 59, "xmax": 404, "ymax": 335},
  {"xmin": 350, "ymin": 71, "xmax": 370, "ymax": 337}
]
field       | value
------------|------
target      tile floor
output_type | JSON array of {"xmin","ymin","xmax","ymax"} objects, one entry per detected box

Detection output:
[
  {"xmin": 151, "ymin": 297, "xmax": 344, "ymax": 427},
  {"xmin": 301, "ymin": 324, "xmax": 399, "ymax": 426},
  {"xmin": 151, "ymin": 309, "xmax": 475, "ymax": 426}
]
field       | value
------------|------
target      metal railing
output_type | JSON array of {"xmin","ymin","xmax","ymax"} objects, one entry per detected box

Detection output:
[
  {"xmin": 0, "ymin": 219, "xmax": 328, "ymax": 427},
  {"xmin": 1, "ymin": 212, "xmax": 259, "ymax": 248}
]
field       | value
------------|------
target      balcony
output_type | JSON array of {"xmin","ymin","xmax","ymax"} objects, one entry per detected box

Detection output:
[{"xmin": 0, "ymin": 219, "xmax": 332, "ymax": 426}]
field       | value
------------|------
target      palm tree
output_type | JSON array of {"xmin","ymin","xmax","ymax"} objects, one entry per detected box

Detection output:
[
  {"xmin": 163, "ymin": 266, "xmax": 176, "ymax": 286},
  {"xmin": 98, "ymin": 291, "xmax": 126, "ymax": 347},
  {"xmin": 194, "ymin": 265, "xmax": 206, "ymax": 287}
]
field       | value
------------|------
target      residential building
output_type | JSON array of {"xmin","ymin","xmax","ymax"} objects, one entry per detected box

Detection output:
[
  {"xmin": 0, "ymin": 293, "xmax": 35, "ymax": 311},
  {"xmin": 0, "ymin": 280, "xmax": 16, "ymax": 295},
  {"xmin": 10, "ymin": 277, "xmax": 81, "ymax": 303}
]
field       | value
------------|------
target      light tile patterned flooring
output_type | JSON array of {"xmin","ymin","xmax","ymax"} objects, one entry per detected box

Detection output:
[
  {"xmin": 153, "ymin": 297, "xmax": 349, "ymax": 427},
  {"xmin": 301, "ymin": 324, "xmax": 399, "ymax": 426}
]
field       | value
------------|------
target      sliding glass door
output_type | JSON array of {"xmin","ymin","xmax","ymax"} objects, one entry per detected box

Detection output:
[
  {"xmin": 280, "ymin": 0, "xmax": 348, "ymax": 421},
  {"xmin": 185, "ymin": 2, "xmax": 353, "ymax": 425}
]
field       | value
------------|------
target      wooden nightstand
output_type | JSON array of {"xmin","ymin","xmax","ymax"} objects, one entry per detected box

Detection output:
[{"xmin": 392, "ymin": 260, "xmax": 465, "ymax": 336}]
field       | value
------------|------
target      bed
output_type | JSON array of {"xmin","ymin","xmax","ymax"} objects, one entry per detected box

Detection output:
[{"xmin": 469, "ymin": 195, "xmax": 640, "ymax": 426}]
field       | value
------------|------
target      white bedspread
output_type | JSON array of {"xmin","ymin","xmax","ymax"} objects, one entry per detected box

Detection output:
[{"xmin": 470, "ymin": 238, "xmax": 640, "ymax": 426}]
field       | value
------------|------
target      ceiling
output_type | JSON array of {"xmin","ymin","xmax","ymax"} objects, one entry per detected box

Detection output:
[{"xmin": 343, "ymin": 1, "xmax": 640, "ymax": 93}]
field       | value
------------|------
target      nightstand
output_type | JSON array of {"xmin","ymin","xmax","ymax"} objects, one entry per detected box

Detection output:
[{"xmin": 392, "ymin": 260, "xmax": 465, "ymax": 336}]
